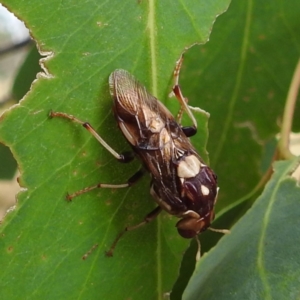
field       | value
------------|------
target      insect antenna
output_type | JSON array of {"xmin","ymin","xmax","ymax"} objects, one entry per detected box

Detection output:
[
  {"xmin": 195, "ymin": 235, "xmax": 201, "ymax": 262},
  {"xmin": 195, "ymin": 228, "xmax": 230, "ymax": 261},
  {"xmin": 208, "ymin": 227, "xmax": 230, "ymax": 234}
]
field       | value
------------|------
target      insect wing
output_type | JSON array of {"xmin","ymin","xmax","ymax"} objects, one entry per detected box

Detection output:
[{"xmin": 109, "ymin": 70, "xmax": 173, "ymax": 148}]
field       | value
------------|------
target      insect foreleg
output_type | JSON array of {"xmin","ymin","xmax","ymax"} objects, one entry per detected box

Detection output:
[
  {"xmin": 106, "ymin": 206, "xmax": 162, "ymax": 257},
  {"xmin": 49, "ymin": 111, "xmax": 134, "ymax": 162}
]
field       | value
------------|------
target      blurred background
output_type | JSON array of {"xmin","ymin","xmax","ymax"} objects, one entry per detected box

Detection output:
[{"xmin": 0, "ymin": 4, "xmax": 40, "ymax": 220}]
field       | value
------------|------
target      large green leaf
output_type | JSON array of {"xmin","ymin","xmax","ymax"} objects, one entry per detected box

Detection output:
[
  {"xmin": 0, "ymin": 1, "xmax": 230, "ymax": 299},
  {"xmin": 183, "ymin": 158, "xmax": 300, "ymax": 299},
  {"xmin": 181, "ymin": 0, "xmax": 300, "ymax": 209},
  {"xmin": 171, "ymin": 0, "xmax": 300, "ymax": 297}
]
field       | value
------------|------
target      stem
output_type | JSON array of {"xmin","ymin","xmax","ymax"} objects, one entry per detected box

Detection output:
[{"xmin": 279, "ymin": 58, "xmax": 300, "ymax": 159}]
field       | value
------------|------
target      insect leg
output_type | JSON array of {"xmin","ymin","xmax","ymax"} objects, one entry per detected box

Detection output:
[
  {"xmin": 172, "ymin": 55, "xmax": 198, "ymax": 137},
  {"xmin": 49, "ymin": 111, "xmax": 134, "ymax": 162},
  {"xmin": 106, "ymin": 206, "xmax": 162, "ymax": 257},
  {"xmin": 66, "ymin": 168, "xmax": 145, "ymax": 201},
  {"xmin": 82, "ymin": 243, "xmax": 99, "ymax": 260}
]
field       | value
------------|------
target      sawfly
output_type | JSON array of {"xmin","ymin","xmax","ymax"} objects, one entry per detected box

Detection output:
[{"xmin": 50, "ymin": 56, "xmax": 228, "ymax": 260}]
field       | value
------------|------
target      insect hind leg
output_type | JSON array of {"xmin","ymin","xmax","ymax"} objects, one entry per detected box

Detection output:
[{"xmin": 49, "ymin": 110, "xmax": 134, "ymax": 163}]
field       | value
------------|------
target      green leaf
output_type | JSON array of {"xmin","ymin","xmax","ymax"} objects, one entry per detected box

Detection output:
[
  {"xmin": 180, "ymin": 0, "xmax": 300, "ymax": 211},
  {"xmin": 0, "ymin": 1, "xmax": 230, "ymax": 299},
  {"xmin": 171, "ymin": 1, "xmax": 300, "ymax": 298},
  {"xmin": 183, "ymin": 158, "xmax": 300, "ymax": 299}
]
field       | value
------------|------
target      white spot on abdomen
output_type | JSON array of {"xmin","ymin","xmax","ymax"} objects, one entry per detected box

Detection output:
[
  {"xmin": 201, "ymin": 185, "xmax": 210, "ymax": 196},
  {"xmin": 177, "ymin": 155, "xmax": 201, "ymax": 178}
]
